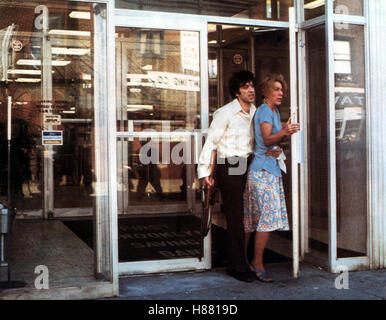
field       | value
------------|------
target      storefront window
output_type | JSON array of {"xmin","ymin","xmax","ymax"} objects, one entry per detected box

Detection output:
[
  {"xmin": 115, "ymin": 0, "xmax": 294, "ymax": 21},
  {"xmin": 334, "ymin": 23, "xmax": 367, "ymax": 258},
  {"xmin": 334, "ymin": 0, "xmax": 363, "ymax": 16}
]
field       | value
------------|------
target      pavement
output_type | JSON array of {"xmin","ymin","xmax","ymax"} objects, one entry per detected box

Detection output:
[{"xmin": 113, "ymin": 261, "xmax": 386, "ymax": 300}]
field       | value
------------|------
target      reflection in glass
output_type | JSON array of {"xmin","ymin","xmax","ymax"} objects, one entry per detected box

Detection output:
[
  {"xmin": 334, "ymin": 24, "xmax": 367, "ymax": 257},
  {"xmin": 306, "ymin": 25, "xmax": 329, "ymax": 257},
  {"xmin": 116, "ymin": 28, "xmax": 200, "ymax": 132},
  {"xmin": 304, "ymin": 0, "xmax": 325, "ymax": 20},
  {"xmin": 0, "ymin": 0, "xmax": 102, "ymax": 287},
  {"xmin": 334, "ymin": 0, "xmax": 363, "ymax": 16},
  {"xmin": 118, "ymin": 136, "xmax": 191, "ymax": 205},
  {"xmin": 115, "ymin": 27, "xmax": 200, "ymax": 212},
  {"xmin": 207, "ymin": 24, "xmax": 290, "ymax": 122},
  {"xmin": 0, "ymin": 1, "xmax": 96, "ymax": 214},
  {"xmin": 115, "ymin": 27, "xmax": 202, "ymax": 263},
  {"xmin": 334, "ymin": 40, "xmax": 352, "ymax": 76}
]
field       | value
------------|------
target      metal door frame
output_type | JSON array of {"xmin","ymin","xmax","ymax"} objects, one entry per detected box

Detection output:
[
  {"xmin": 114, "ymin": 9, "xmax": 211, "ymax": 275},
  {"xmin": 113, "ymin": 7, "xmax": 306, "ymax": 276},
  {"xmin": 298, "ymin": 0, "xmax": 370, "ymax": 273}
]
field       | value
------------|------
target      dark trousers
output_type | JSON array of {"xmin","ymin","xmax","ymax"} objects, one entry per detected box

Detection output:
[{"xmin": 216, "ymin": 156, "xmax": 250, "ymax": 273}]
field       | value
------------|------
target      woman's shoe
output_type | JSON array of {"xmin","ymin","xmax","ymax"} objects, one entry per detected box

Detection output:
[{"xmin": 250, "ymin": 264, "xmax": 274, "ymax": 283}]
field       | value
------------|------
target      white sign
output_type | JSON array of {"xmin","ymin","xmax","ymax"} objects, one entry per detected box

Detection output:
[
  {"xmin": 127, "ymin": 72, "xmax": 200, "ymax": 92},
  {"xmin": 233, "ymin": 54, "xmax": 243, "ymax": 65},
  {"xmin": 42, "ymin": 130, "xmax": 62, "ymax": 145},
  {"xmin": 11, "ymin": 39, "xmax": 23, "ymax": 52},
  {"xmin": 43, "ymin": 114, "xmax": 61, "ymax": 125},
  {"xmin": 180, "ymin": 31, "xmax": 200, "ymax": 72}
]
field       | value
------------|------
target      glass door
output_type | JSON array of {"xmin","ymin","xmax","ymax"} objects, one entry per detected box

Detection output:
[
  {"xmin": 0, "ymin": 0, "xmax": 115, "ymax": 291},
  {"xmin": 115, "ymin": 10, "xmax": 210, "ymax": 274},
  {"xmin": 300, "ymin": 0, "xmax": 369, "ymax": 272}
]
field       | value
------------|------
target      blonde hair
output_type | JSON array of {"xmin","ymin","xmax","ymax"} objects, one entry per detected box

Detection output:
[{"xmin": 259, "ymin": 73, "xmax": 287, "ymax": 99}]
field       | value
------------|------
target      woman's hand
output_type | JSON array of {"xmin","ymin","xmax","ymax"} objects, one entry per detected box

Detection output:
[{"xmin": 282, "ymin": 117, "xmax": 300, "ymax": 136}]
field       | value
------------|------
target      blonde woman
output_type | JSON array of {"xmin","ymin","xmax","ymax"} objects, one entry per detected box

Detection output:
[{"xmin": 244, "ymin": 74, "xmax": 299, "ymax": 282}]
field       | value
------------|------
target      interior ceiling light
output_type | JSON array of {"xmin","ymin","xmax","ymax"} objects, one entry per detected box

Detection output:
[
  {"xmin": 127, "ymin": 105, "xmax": 153, "ymax": 111},
  {"xmin": 69, "ymin": 11, "xmax": 91, "ymax": 19},
  {"xmin": 52, "ymin": 47, "xmax": 90, "ymax": 55},
  {"xmin": 48, "ymin": 30, "xmax": 91, "ymax": 37},
  {"xmin": 252, "ymin": 28, "xmax": 280, "ymax": 33},
  {"xmin": 7, "ymin": 69, "xmax": 55, "ymax": 75},
  {"xmin": 142, "ymin": 65, "xmax": 153, "ymax": 71},
  {"xmin": 8, "ymin": 69, "xmax": 41, "ymax": 75},
  {"xmin": 81, "ymin": 73, "xmax": 91, "ymax": 80},
  {"xmin": 208, "ymin": 40, "xmax": 226, "ymax": 44},
  {"xmin": 15, "ymin": 78, "xmax": 41, "ymax": 83},
  {"xmin": 17, "ymin": 59, "xmax": 71, "ymax": 66},
  {"xmin": 304, "ymin": 0, "xmax": 325, "ymax": 9}
]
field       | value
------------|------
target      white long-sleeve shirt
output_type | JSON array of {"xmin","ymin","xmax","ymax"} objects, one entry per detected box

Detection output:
[{"xmin": 197, "ymin": 98, "xmax": 256, "ymax": 179}]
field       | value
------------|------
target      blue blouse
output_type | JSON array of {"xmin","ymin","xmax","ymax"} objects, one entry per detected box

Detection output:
[{"xmin": 249, "ymin": 103, "xmax": 282, "ymax": 177}]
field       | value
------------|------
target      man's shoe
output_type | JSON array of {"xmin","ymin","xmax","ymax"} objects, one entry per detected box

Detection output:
[{"xmin": 227, "ymin": 270, "xmax": 254, "ymax": 283}]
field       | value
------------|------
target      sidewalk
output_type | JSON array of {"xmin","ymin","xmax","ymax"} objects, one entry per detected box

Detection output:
[{"xmin": 114, "ymin": 262, "xmax": 385, "ymax": 300}]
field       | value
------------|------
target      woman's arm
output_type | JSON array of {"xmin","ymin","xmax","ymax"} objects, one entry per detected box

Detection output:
[{"xmin": 261, "ymin": 118, "xmax": 299, "ymax": 147}]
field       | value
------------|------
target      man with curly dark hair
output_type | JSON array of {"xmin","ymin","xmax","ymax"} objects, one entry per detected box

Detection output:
[{"xmin": 198, "ymin": 70, "xmax": 257, "ymax": 282}]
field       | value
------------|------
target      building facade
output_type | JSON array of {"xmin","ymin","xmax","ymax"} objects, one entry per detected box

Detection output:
[{"xmin": 0, "ymin": 0, "xmax": 384, "ymax": 299}]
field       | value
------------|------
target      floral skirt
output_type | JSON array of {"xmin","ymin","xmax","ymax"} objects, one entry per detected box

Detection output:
[{"xmin": 243, "ymin": 170, "xmax": 289, "ymax": 232}]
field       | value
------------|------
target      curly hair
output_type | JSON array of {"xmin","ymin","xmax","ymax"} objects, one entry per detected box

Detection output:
[
  {"xmin": 229, "ymin": 70, "xmax": 256, "ymax": 99},
  {"xmin": 259, "ymin": 73, "xmax": 287, "ymax": 99}
]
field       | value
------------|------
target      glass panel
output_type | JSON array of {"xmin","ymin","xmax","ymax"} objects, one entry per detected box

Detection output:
[
  {"xmin": 208, "ymin": 24, "xmax": 290, "ymax": 121},
  {"xmin": 116, "ymin": 0, "xmax": 294, "ymax": 21},
  {"xmin": 49, "ymin": 16, "xmax": 94, "ymax": 212},
  {"xmin": 306, "ymin": 25, "xmax": 329, "ymax": 258},
  {"xmin": 304, "ymin": 0, "xmax": 325, "ymax": 20},
  {"xmin": 334, "ymin": 0, "xmax": 363, "ymax": 16},
  {"xmin": 118, "ymin": 134, "xmax": 193, "ymax": 206},
  {"xmin": 0, "ymin": 0, "xmax": 103, "ymax": 287},
  {"xmin": 334, "ymin": 24, "xmax": 367, "ymax": 257},
  {"xmin": 116, "ymin": 27, "xmax": 202, "ymax": 263},
  {"xmin": 0, "ymin": 32, "xmax": 44, "ymax": 213},
  {"xmin": 208, "ymin": 24, "xmax": 252, "ymax": 121}
]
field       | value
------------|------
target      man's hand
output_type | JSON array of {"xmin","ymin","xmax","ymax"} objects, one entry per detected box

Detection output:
[{"xmin": 200, "ymin": 176, "xmax": 215, "ymax": 189}]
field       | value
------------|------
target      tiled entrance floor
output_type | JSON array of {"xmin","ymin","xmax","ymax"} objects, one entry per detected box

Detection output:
[{"xmin": 0, "ymin": 219, "xmax": 94, "ymax": 288}]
